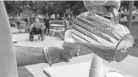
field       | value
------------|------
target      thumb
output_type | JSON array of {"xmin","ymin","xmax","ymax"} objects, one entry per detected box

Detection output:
[{"xmin": 111, "ymin": 7, "xmax": 119, "ymax": 23}]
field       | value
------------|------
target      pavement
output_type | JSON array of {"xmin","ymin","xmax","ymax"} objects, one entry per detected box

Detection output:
[{"xmin": 12, "ymin": 33, "xmax": 63, "ymax": 47}]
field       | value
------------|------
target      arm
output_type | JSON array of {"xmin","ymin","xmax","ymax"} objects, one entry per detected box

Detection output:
[
  {"xmin": 15, "ymin": 46, "xmax": 46, "ymax": 66},
  {"xmin": 15, "ymin": 44, "xmax": 79, "ymax": 66},
  {"xmin": 41, "ymin": 23, "xmax": 45, "ymax": 28},
  {"xmin": 15, "ymin": 30, "xmax": 79, "ymax": 66}
]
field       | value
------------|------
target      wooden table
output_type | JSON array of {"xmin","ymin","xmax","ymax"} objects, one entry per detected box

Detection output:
[
  {"xmin": 18, "ymin": 53, "xmax": 138, "ymax": 77},
  {"xmin": 18, "ymin": 54, "xmax": 92, "ymax": 77}
]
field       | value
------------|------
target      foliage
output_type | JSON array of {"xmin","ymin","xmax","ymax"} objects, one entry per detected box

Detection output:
[
  {"xmin": 5, "ymin": 1, "xmax": 137, "ymax": 17},
  {"xmin": 4, "ymin": 1, "xmax": 87, "ymax": 16}
]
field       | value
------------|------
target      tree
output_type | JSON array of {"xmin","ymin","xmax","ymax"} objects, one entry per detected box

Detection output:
[
  {"xmin": 71, "ymin": 1, "xmax": 87, "ymax": 15},
  {"xmin": 4, "ymin": 1, "xmax": 87, "ymax": 17},
  {"xmin": 4, "ymin": 1, "xmax": 23, "ymax": 16}
]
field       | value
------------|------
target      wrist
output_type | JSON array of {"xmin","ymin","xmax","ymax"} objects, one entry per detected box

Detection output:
[
  {"xmin": 43, "ymin": 47, "xmax": 52, "ymax": 66},
  {"xmin": 15, "ymin": 46, "xmax": 46, "ymax": 66},
  {"xmin": 43, "ymin": 46, "xmax": 64, "ymax": 66}
]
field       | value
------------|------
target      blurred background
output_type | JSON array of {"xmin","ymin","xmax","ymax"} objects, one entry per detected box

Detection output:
[
  {"xmin": 5, "ymin": 1, "xmax": 138, "ymax": 47},
  {"xmin": 5, "ymin": 1, "xmax": 138, "ymax": 28}
]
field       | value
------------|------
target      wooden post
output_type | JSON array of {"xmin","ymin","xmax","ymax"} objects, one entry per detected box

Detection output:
[
  {"xmin": 128, "ymin": 1, "xmax": 134, "ymax": 31},
  {"xmin": 0, "ymin": 2, "xmax": 18, "ymax": 77}
]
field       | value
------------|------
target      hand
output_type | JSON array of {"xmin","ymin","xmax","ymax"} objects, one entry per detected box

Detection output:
[
  {"xmin": 111, "ymin": 7, "xmax": 120, "ymax": 24},
  {"xmin": 44, "ymin": 46, "xmax": 65, "ymax": 66},
  {"xmin": 83, "ymin": 0, "xmax": 121, "ymax": 23},
  {"xmin": 99, "ymin": 0, "xmax": 121, "ymax": 23}
]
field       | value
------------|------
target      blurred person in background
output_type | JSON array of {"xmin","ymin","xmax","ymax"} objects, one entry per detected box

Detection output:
[
  {"xmin": 29, "ymin": 18, "xmax": 45, "ymax": 36},
  {"xmin": 16, "ymin": 17, "xmax": 21, "ymax": 29},
  {"xmin": 63, "ymin": 17, "xmax": 70, "ymax": 33},
  {"xmin": 44, "ymin": 16, "xmax": 50, "ymax": 35},
  {"xmin": 24, "ymin": 16, "xmax": 30, "ymax": 26}
]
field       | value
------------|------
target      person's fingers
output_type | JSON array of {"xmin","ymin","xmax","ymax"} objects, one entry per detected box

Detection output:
[
  {"xmin": 111, "ymin": 7, "xmax": 119, "ymax": 23},
  {"xmin": 64, "ymin": 30, "xmax": 79, "ymax": 48}
]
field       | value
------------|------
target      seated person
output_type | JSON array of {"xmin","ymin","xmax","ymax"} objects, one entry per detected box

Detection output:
[{"xmin": 30, "ymin": 18, "xmax": 45, "ymax": 35}]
